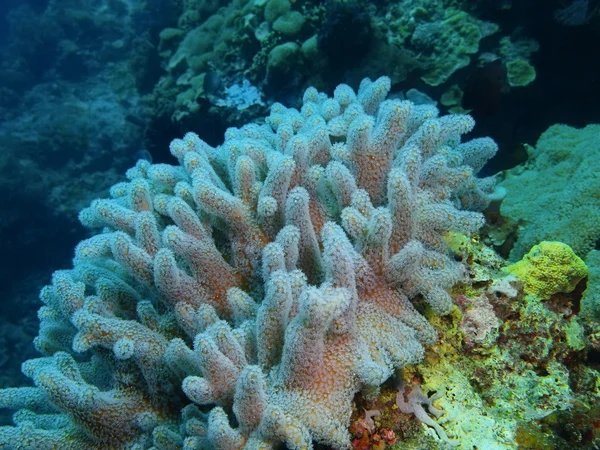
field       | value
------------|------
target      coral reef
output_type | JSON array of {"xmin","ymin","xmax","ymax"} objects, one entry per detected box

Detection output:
[
  {"xmin": 0, "ymin": 76, "xmax": 498, "ymax": 449},
  {"xmin": 2, "ymin": 2, "xmax": 600, "ymax": 447},
  {"xmin": 499, "ymin": 124, "xmax": 600, "ymax": 261},
  {"xmin": 149, "ymin": 0, "xmax": 528, "ymax": 131},
  {"xmin": 378, "ymin": 234, "xmax": 599, "ymax": 450},
  {"xmin": 0, "ymin": 0, "xmax": 154, "ymax": 396},
  {"xmin": 582, "ymin": 250, "xmax": 600, "ymax": 320},
  {"xmin": 498, "ymin": 35, "xmax": 539, "ymax": 87},
  {"xmin": 506, "ymin": 241, "xmax": 588, "ymax": 300},
  {"xmin": 326, "ymin": 227, "xmax": 600, "ymax": 450},
  {"xmin": 409, "ymin": 8, "xmax": 497, "ymax": 86}
]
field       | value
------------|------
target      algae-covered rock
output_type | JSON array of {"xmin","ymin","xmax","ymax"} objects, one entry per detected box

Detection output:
[
  {"xmin": 301, "ymin": 35, "xmax": 319, "ymax": 59},
  {"xmin": 264, "ymin": 0, "xmax": 290, "ymax": 24},
  {"xmin": 582, "ymin": 249, "xmax": 600, "ymax": 319},
  {"xmin": 506, "ymin": 241, "xmax": 587, "ymax": 299},
  {"xmin": 273, "ymin": 11, "xmax": 305, "ymax": 36},
  {"xmin": 267, "ymin": 41, "xmax": 300, "ymax": 73},
  {"xmin": 159, "ymin": 27, "xmax": 185, "ymax": 47},
  {"xmin": 564, "ymin": 319, "xmax": 585, "ymax": 351},
  {"xmin": 167, "ymin": 16, "xmax": 224, "ymax": 73}
]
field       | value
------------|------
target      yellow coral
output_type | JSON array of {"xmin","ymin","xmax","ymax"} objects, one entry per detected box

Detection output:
[{"xmin": 506, "ymin": 241, "xmax": 587, "ymax": 299}]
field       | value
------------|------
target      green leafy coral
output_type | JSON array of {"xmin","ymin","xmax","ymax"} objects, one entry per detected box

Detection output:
[{"xmin": 411, "ymin": 9, "xmax": 497, "ymax": 86}]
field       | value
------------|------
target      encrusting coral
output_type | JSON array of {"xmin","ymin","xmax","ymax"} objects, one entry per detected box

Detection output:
[
  {"xmin": 506, "ymin": 241, "xmax": 588, "ymax": 299},
  {"xmin": 0, "ymin": 76, "xmax": 497, "ymax": 449}
]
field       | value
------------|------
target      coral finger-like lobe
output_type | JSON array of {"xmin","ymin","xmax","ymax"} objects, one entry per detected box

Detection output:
[{"xmin": 0, "ymin": 76, "xmax": 496, "ymax": 449}]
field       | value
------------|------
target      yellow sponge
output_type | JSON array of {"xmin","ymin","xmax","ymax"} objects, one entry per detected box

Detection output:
[{"xmin": 506, "ymin": 241, "xmax": 587, "ymax": 299}]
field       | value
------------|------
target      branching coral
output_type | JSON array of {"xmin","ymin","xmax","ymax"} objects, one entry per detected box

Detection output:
[
  {"xmin": 396, "ymin": 380, "xmax": 452, "ymax": 444},
  {"xmin": 0, "ymin": 76, "xmax": 497, "ymax": 449}
]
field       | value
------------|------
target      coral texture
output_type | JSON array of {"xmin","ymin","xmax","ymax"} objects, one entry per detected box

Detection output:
[
  {"xmin": 499, "ymin": 124, "xmax": 600, "ymax": 261},
  {"xmin": 506, "ymin": 241, "xmax": 587, "ymax": 299},
  {"xmin": 0, "ymin": 76, "xmax": 497, "ymax": 449}
]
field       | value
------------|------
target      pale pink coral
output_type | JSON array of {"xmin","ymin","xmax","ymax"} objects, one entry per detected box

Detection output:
[{"xmin": 457, "ymin": 294, "xmax": 501, "ymax": 347}]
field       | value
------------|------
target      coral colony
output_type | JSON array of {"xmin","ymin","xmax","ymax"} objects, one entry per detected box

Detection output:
[{"xmin": 0, "ymin": 77, "xmax": 498, "ymax": 449}]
